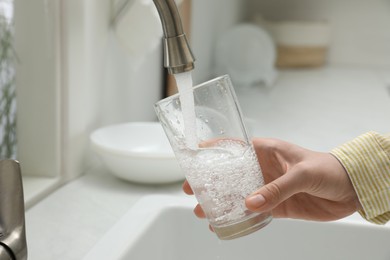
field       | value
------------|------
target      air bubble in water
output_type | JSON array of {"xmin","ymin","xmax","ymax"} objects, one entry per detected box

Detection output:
[{"xmin": 182, "ymin": 140, "xmax": 263, "ymax": 226}]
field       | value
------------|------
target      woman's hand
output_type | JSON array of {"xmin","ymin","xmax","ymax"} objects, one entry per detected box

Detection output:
[{"xmin": 183, "ymin": 138, "xmax": 362, "ymax": 222}]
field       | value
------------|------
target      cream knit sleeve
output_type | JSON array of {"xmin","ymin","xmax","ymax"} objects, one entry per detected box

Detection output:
[{"xmin": 330, "ymin": 131, "xmax": 390, "ymax": 224}]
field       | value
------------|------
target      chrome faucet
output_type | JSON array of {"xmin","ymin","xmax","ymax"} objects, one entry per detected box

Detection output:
[
  {"xmin": 0, "ymin": 160, "xmax": 27, "ymax": 260},
  {"xmin": 114, "ymin": 0, "xmax": 195, "ymax": 74},
  {"xmin": 152, "ymin": 0, "xmax": 195, "ymax": 74}
]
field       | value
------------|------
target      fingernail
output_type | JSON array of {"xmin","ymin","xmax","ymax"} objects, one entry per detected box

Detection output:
[{"xmin": 247, "ymin": 194, "xmax": 266, "ymax": 208}]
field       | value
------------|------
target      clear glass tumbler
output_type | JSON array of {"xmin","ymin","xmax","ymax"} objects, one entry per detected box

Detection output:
[{"xmin": 154, "ymin": 75, "xmax": 272, "ymax": 240}]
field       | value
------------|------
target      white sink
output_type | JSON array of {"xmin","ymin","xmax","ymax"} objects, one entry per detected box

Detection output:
[{"xmin": 84, "ymin": 195, "xmax": 390, "ymax": 260}]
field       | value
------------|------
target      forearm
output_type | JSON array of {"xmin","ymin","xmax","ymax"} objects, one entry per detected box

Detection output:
[{"xmin": 330, "ymin": 131, "xmax": 390, "ymax": 224}]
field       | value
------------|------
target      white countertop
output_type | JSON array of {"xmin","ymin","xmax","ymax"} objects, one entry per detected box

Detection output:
[
  {"xmin": 26, "ymin": 166, "xmax": 184, "ymax": 260},
  {"xmin": 237, "ymin": 66, "xmax": 390, "ymax": 151},
  {"xmin": 26, "ymin": 66, "xmax": 390, "ymax": 260}
]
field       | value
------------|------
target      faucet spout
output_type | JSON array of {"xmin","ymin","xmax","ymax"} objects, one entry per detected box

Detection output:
[
  {"xmin": 0, "ymin": 160, "xmax": 27, "ymax": 260},
  {"xmin": 152, "ymin": 0, "xmax": 195, "ymax": 74}
]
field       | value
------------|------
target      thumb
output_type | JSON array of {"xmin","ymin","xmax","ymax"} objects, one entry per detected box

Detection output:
[{"xmin": 245, "ymin": 168, "xmax": 304, "ymax": 212}]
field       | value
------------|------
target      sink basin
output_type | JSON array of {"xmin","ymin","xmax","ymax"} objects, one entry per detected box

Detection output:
[{"xmin": 84, "ymin": 195, "xmax": 390, "ymax": 260}]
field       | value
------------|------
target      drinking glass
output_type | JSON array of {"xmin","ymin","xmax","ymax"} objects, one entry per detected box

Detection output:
[{"xmin": 154, "ymin": 75, "xmax": 272, "ymax": 240}]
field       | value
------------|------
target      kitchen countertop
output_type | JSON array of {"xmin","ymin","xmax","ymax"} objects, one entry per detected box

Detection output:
[
  {"xmin": 237, "ymin": 66, "xmax": 390, "ymax": 151},
  {"xmin": 26, "ymin": 66, "xmax": 390, "ymax": 260},
  {"xmin": 26, "ymin": 166, "xmax": 185, "ymax": 260}
]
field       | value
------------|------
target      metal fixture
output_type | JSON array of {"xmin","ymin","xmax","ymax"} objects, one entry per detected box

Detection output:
[
  {"xmin": 0, "ymin": 160, "xmax": 27, "ymax": 260},
  {"xmin": 152, "ymin": 0, "xmax": 195, "ymax": 74},
  {"xmin": 113, "ymin": 0, "xmax": 195, "ymax": 74}
]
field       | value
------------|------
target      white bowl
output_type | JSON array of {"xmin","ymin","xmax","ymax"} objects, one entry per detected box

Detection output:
[{"xmin": 90, "ymin": 122, "xmax": 183, "ymax": 184}]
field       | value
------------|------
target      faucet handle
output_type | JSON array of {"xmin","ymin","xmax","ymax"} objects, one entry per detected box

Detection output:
[{"xmin": 0, "ymin": 160, "xmax": 27, "ymax": 260}]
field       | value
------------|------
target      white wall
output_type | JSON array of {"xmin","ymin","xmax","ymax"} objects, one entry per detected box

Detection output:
[
  {"xmin": 15, "ymin": 0, "xmax": 61, "ymax": 177},
  {"xmin": 16, "ymin": 0, "xmax": 164, "ymax": 181},
  {"xmin": 246, "ymin": 0, "xmax": 390, "ymax": 67},
  {"xmin": 62, "ymin": 0, "xmax": 163, "ymax": 180}
]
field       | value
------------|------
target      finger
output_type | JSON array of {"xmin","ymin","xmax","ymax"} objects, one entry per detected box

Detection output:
[
  {"xmin": 245, "ymin": 167, "xmax": 305, "ymax": 212},
  {"xmin": 182, "ymin": 180, "xmax": 194, "ymax": 195},
  {"xmin": 199, "ymin": 138, "xmax": 244, "ymax": 148},
  {"xmin": 194, "ymin": 204, "xmax": 206, "ymax": 218},
  {"xmin": 209, "ymin": 224, "xmax": 214, "ymax": 233}
]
